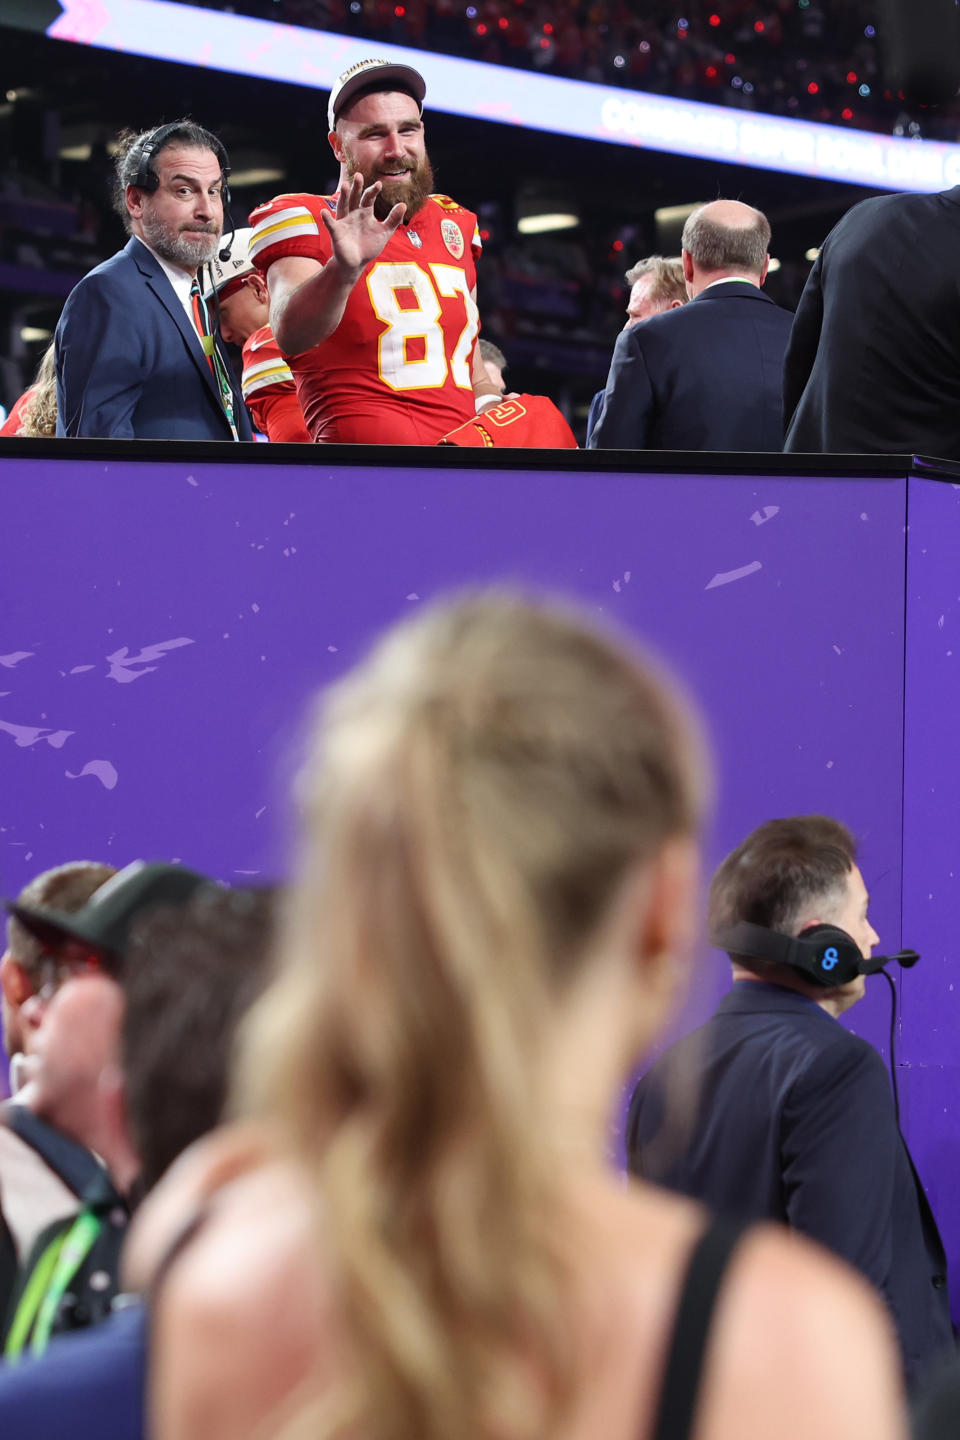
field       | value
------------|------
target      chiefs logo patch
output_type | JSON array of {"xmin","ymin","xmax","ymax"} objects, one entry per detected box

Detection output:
[{"xmin": 441, "ymin": 219, "xmax": 465, "ymax": 259}]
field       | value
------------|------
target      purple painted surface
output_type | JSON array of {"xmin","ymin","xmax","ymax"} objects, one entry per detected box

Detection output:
[
  {"xmin": 901, "ymin": 476, "xmax": 960, "ymax": 1306},
  {"xmin": 1, "ymin": 454, "xmax": 917, "ymax": 1216}
]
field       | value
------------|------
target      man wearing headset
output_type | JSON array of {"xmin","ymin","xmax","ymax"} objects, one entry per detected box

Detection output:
[
  {"xmin": 626, "ymin": 815, "xmax": 953, "ymax": 1391},
  {"xmin": 55, "ymin": 120, "xmax": 252, "ymax": 440}
]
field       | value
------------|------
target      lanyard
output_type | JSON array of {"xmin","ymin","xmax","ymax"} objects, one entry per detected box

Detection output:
[
  {"xmin": 190, "ymin": 279, "xmax": 240, "ymax": 441},
  {"xmin": 4, "ymin": 1208, "xmax": 103, "ymax": 1362}
]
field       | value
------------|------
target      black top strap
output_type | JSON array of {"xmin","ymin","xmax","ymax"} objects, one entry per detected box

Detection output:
[{"xmin": 650, "ymin": 1217, "xmax": 749, "ymax": 1440}]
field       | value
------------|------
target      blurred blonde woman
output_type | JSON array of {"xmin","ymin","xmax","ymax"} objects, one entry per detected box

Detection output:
[
  {"xmin": 0, "ymin": 343, "xmax": 57, "ymax": 437},
  {"xmin": 139, "ymin": 592, "xmax": 906, "ymax": 1440}
]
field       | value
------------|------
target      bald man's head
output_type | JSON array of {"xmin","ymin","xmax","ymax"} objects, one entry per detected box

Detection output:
[{"xmin": 681, "ymin": 201, "xmax": 771, "ymax": 294}]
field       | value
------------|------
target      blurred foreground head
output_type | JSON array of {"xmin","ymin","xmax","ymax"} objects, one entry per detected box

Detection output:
[{"xmin": 240, "ymin": 590, "xmax": 706, "ymax": 1440}]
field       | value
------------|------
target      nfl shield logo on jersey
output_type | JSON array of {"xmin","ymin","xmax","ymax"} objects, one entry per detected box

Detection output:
[
  {"xmin": 407, "ymin": 230, "xmax": 423, "ymax": 248},
  {"xmin": 441, "ymin": 219, "xmax": 465, "ymax": 259}
]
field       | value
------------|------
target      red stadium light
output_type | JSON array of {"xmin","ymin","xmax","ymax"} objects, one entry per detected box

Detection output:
[
  {"xmin": 540, "ymin": 36, "xmax": 549, "ymax": 47},
  {"xmin": 498, "ymin": 16, "xmax": 509, "ymax": 28},
  {"xmin": 479, "ymin": 228, "xmax": 491, "ymax": 240},
  {"xmin": 725, "ymin": 52, "xmax": 736, "ymax": 63},
  {"xmin": 709, "ymin": 13, "xmax": 721, "ymax": 24},
  {"xmin": 842, "ymin": 107, "xmax": 854, "ymax": 119},
  {"xmin": 543, "ymin": 22, "xmax": 553, "ymax": 33},
  {"xmin": 612, "ymin": 239, "xmax": 624, "ymax": 251},
  {"xmin": 754, "ymin": 20, "xmax": 765, "ymax": 32},
  {"xmin": 477, "ymin": 22, "xmax": 487, "ymax": 34},
  {"xmin": 807, "ymin": 81, "xmax": 819, "ymax": 94},
  {"xmin": 394, "ymin": 4, "xmax": 405, "ymax": 13},
  {"xmin": 706, "ymin": 65, "xmax": 718, "ymax": 77},
  {"xmin": 846, "ymin": 70, "xmax": 857, "ymax": 83}
]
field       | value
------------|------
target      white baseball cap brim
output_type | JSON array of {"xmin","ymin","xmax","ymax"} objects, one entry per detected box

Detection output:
[{"xmin": 327, "ymin": 58, "xmax": 426, "ymax": 131}]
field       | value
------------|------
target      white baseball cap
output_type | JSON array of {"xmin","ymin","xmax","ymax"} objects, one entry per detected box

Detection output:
[
  {"xmin": 327, "ymin": 57, "xmax": 426, "ymax": 131},
  {"xmin": 201, "ymin": 227, "xmax": 257, "ymax": 303}
]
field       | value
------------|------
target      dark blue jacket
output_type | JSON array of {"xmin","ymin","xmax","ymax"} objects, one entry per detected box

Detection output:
[
  {"xmin": 0, "ymin": 1304, "xmax": 145, "ymax": 1438},
  {"xmin": 626, "ymin": 981, "xmax": 954, "ymax": 1388},
  {"xmin": 56, "ymin": 237, "xmax": 252, "ymax": 441},
  {"xmin": 784, "ymin": 186, "xmax": 960, "ymax": 457},
  {"xmin": 588, "ymin": 280, "xmax": 792, "ymax": 452}
]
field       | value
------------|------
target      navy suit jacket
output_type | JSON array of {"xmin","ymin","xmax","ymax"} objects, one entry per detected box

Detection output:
[
  {"xmin": 784, "ymin": 186, "xmax": 960, "ymax": 456},
  {"xmin": 588, "ymin": 280, "xmax": 793, "ymax": 452},
  {"xmin": 0, "ymin": 1304, "xmax": 145, "ymax": 1439},
  {"xmin": 56, "ymin": 237, "xmax": 252, "ymax": 441},
  {"xmin": 626, "ymin": 982, "xmax": 954, "ymax": 1387}
]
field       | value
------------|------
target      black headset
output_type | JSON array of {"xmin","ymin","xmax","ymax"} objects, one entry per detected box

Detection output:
[
  {"xmin": 714, "ymin": 921, "xmax": 920, "ymax": 987},
  {"xmin": 131, "ymin": 122, "xmax": 235, "ymax": 261}
]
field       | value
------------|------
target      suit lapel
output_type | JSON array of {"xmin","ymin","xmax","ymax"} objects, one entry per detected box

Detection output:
[{"xmin": 126, "ymin": 238, "xmax": 229, "ymax": 415}]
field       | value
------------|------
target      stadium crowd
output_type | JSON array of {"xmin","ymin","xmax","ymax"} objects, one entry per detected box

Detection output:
[{"xmin": 175, "ymin": 0, "xmax": 943, "ymax": 136}]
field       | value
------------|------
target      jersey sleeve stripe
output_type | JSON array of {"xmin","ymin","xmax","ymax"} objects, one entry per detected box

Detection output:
[
  {"xmin": 249, "ymin": 209, "xmax": 320, "ymax": 257},
  {"xmin": 242, "ymin": 363, "xmax": 296, "ymax": 397}
]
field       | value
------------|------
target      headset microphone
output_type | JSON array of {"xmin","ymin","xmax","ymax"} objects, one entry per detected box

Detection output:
[
  {"xmin": 860, "ymin": 948, "xmax": 920, "ymax": 974},
  {"xmin": 714, "ymin": 922, "xmax": 921, "ymax": 987}
]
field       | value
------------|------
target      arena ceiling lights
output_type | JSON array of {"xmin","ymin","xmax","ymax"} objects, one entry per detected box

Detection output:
[{"xmin": 12, "ymin": 0, "xmax": 960, "ymax": 193}]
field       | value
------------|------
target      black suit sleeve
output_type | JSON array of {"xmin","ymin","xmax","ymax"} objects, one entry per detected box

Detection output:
[
  {"xmin": 588, "ymin": 327, "xmax": 654, "ymax": 449},
  {"xmin": 781, "ymin": 1037, "xmax": 898, "ymax": 1298},
  {"xmin": 782, "ymin": 252, "xmax": 824, "ymax": 432},
  {"xmin": 56, "ymin": 278, "xmax": 146, "ymax": 439}
]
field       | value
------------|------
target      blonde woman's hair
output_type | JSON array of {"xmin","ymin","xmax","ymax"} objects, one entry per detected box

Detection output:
[
  {"xmin": 241, "ymin": 591, "xmax": 705, "ymax": 1440},
  {"xmin": 19, "ymin": 342, "xmax": 57, "ymax": 438}
]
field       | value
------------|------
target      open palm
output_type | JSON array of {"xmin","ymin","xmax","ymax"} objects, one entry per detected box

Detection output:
[{"xmin": 321, "ymin": 173, "xmax": 405, "ymax": 273}]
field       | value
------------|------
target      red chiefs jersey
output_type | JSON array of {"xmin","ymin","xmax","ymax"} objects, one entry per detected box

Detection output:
[
  {"xmin": 240, "ymin": 325, "xmax": 310, "ymax": 443},
  {"xmin": 248, "ymin": 191, "xmax": 482, "ymax": 445},
  {"xmin": 440, "ymin": 395, "xmax": 578, "ymax": 449}
]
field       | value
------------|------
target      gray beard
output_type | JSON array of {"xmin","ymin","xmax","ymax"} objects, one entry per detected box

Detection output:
[{"xmin": 140, "ymin": 210, "xmax": 221, "ymax": 270}]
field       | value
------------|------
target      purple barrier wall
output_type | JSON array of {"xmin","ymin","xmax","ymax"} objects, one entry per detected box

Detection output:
[
  {"xmin": 3, "ymin": 449, "xmax": 945, "ymax": 1292},
  {"xmin": 902, "ymin": 476, "xmax": 960, "ymax": 1303}
]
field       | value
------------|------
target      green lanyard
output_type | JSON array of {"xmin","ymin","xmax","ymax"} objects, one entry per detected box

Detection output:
[
  {"xmin": 4, "ymin": 1208, "xmax": 103, "ymax": 1362},
  {"xmin": 192, "ymin": 281, "xmax": 240, "ymax": 441}
]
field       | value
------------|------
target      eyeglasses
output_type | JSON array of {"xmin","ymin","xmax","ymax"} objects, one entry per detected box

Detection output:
[{"xmin": 35, "ymin": 951, "xmax": 110, "ymax": 1005}]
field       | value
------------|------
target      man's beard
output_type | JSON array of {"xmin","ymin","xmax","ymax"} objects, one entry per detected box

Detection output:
[
  {"xmin": 140, "ymin": 208, "xmax": 221, "ymax": 270},
  {"xmin": 345, "ymin": 153, "xmax": 435, "ymax": 223}
]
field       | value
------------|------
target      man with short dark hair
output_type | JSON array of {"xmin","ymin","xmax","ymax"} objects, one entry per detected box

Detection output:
[
  {"xmin": 248, "ymin": 57, "xmax": 499, "ymax": 443},
  {"xmin": 1, "ymin": 861, "xmax": 210, "ymax": 1353},
  {"xmin": 0, "ymin": 862, "xmax": 117, "ymax": 1321},
  {"xmin": 626, "ymin": 815, "xmax": 953, "ymax": 1390},
  {"xmin": 56, "ymin": 120, "xmax": 252, "ymax": 440},
  {"xmin": 589, "ymin": 200, "xmax": 792, "ymax": 451},
  {"xmin": 0, "ymin": 885, "xmax": 278, "ymax": 1439}
]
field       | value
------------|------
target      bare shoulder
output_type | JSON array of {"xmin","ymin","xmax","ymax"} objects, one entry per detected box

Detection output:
[
  {"xmin": 698, "ymin": 1225, "xmax": 907, "ymax": 1440},
  {"xmin": 585, "ymin": 1183, "xmax": 906, "ymax": 1440},
  {"xmin": 148, "ymin": 1153, "xmax": 327, "ymax": 1440}
]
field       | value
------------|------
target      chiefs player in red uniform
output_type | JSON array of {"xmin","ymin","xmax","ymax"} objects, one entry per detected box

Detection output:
[
  {"xmin": 248, "ymin": 58, "xmax": 500, "ymax": 445},
  {"xmin": 203, "ymin": 230, "xmax": 310, "ymax": 443}
]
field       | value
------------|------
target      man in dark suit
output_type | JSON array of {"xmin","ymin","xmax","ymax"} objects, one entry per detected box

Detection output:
[
  {"xmin": 626, "ymin": 816, "xmax": 954, "ymax": 1390},
  {"xmin": 784, "ymin": 187, "xmax": 960, "ymax": 456},
  {"xmin": 56, "ymin": 121, "xmax": 252, "ymax": 441},
  {"xmin": 588, "ymin": 200, "xmax": 792, "ymax": 451}
]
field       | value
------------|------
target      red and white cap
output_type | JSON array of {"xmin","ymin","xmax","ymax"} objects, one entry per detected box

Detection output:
[
  {"xmin": 201, "ymin": 228, "xmax": 257, "ymax": 303},
  {"xmin": 327, "ymin": 57, "xmax": 426, "ymax": 131}
]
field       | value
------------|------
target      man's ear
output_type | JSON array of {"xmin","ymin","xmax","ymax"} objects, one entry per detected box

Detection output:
[
  {"xmin": 125, "ymin": 184, "xmax": 146, "ymax": 221},
  {"xmin": 328, "ymin": 129, "xmax": 344, "ymax": 165},
  {"xmin": 0, "ymin": 952, "xmax": 34, "ymax": 1009},
  {"xmin": 681, "ymin": 250, "xmax": 695, "ymax": 285}
]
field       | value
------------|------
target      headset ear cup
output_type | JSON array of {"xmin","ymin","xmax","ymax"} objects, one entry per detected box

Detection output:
[{"xmin": 796, "ymin": 924, "xmax": 862, "ymax": 986}]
